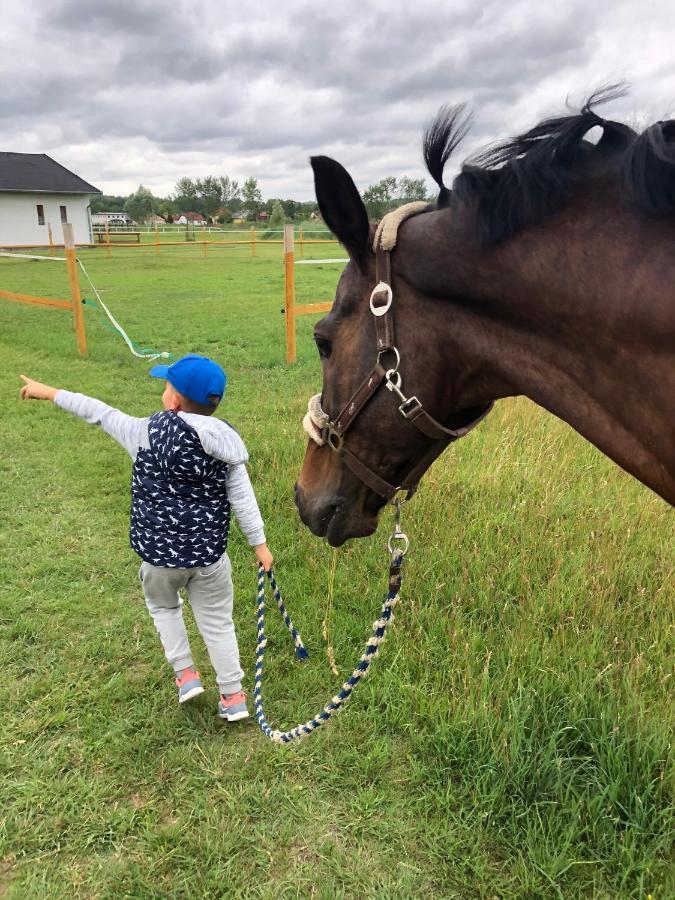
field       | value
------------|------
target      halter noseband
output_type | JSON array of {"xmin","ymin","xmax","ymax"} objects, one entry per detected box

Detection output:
[{"xmin": 303, "ymin": 204, "xmax": 493, "ymax": 502}]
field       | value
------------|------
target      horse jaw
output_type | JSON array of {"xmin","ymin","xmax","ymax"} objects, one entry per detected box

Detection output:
[{"xmin": 295, "ymin": 445, "xmax": 385, "ymax": 546}]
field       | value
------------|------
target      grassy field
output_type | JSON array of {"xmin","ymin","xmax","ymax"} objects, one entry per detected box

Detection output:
[{"xmin": 0, "ymin": 245, "xmax": 672, "ymax": 898}]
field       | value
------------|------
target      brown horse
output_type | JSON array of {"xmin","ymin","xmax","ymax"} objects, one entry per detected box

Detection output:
[{"xmin": 295, "ymin": 88, "xmax": 675, "ymax": 547}]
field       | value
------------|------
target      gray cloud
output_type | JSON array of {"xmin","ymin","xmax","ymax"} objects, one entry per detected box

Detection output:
[{"xmin": 1, "ymin": 0, "xmax": 673, "ymax": 198}]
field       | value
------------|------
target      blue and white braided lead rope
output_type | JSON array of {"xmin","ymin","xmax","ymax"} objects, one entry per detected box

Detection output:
[
  {"xmin": 262, "ymin": 567, "xmax": 309, "ymax": 662},
  {"xmin": 253, "ymin": 550, "xmax": 405, "ymax": 744}
]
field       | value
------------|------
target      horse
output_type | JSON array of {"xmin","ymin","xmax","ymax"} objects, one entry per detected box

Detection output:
[{"xmin": 295, "ymin": 87, "xmax": 675, "ymax": 547}]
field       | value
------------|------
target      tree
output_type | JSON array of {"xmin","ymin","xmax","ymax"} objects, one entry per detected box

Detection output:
[
  {"xmin": 196, "ymin": 175, "xmax": 223, "ymax": 219},
  {"xmin": 282, "ymin": 199, "xmax": 299, "ymax": 220},
  {"xmin": 173, "ymin": 177, "xmax": 198, "ymax": 212},
  {"xmin": 157, "ymin": 199, "xmax": 178, "ymax": 219},
  {"xmin": 397, "ymin": 176, "xmax": 428, "ymax": 202},
  {"xmin": 294, "ymin": 200, "xmax": 318, "ymax": 221},
  {"xmin": 90, "ymin": 194, "xmax": 126, "ymax": 214},
  {"xmin": 219, "ymin": 176, "xmax": 241, "ymax": 208},
  {"xmin": 241, "ymin": 176, "xmax": 263, "ymax": 220},
  {"xmin": 362, "ymin": 175, "xmax": 431, "ymax": 219},
  {"xmin": 174, "ymin": 177, "xmax": 197, "ymax": 199},
  {"xmin": 269, "ymin": 200, "xmax": 285, "ymax": 229},
  {"xmin": 124, "ymin": 185, "xmax": 156, "ymax": 223},
  {"xmin": 362, "ymin": 177, "xmax": 397, "ymax": 220}
]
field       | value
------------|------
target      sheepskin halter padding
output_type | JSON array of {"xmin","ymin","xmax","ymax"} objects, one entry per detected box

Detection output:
[
  {"xmin": 372, "ymin": 201, "xmax": 429, "ymax": 252},
  {"xmin": 303, "ymin": 393, "xmax": 329, "ymax": 445}
]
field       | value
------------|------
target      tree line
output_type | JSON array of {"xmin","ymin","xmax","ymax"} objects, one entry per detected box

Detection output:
[{"xmin": 90, "ymin": 174, "xmax": 431, "ymax": 224}]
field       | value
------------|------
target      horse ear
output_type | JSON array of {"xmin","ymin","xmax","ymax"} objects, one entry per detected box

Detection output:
[{"xmin": 310, "ymin": 156, "xmax": 370, "ymax": 271}]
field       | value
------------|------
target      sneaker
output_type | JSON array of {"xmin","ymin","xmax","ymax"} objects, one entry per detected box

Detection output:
[
  {"xmin": 218, "ymin": 691, "xmax": 249, "ymax": 722},
  {"xmin": 176, "ymin": 668, "xmax": 204, "ymax": 704}
]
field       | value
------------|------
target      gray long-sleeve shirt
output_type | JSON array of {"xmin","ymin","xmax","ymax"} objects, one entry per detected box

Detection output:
[{"xmin": 54, "ymin": 390, "xmax": 266, "ymax": 547}]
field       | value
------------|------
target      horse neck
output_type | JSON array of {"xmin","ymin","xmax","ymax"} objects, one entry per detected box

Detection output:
[{"xmin": 398, "ymin": 204, "xmax": 675, "ymax": 504}]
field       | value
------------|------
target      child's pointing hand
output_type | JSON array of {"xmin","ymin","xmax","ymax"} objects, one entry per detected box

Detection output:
[{"xmin": 20, "ymin": 375, "xmax": 58, "ymax": 402}]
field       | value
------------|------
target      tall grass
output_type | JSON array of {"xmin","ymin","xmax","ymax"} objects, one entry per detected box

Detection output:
[{"xmin": 0, "ymin": 248, "xmax": 672, "ymax": 898}]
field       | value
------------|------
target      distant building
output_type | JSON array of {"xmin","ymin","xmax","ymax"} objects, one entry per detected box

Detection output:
[
  {"xmin": 91, "ymin": 211, "xmax": 130, "ymax": 227},
  {"xmin": 0, "ymin": 152, "xmax": 101, "ymax": 246},
  {"xmin": 144, "ymin": 214, "xmax": 166, "ymax": 225},
  {"xmin": 174, "ymin": 212, "xmax": 207, "ymax": 225}
]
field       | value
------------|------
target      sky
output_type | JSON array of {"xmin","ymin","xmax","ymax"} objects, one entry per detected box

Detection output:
[{"xmin": 1, "ymin": 0, "xmax": 674, "ymax": 201}]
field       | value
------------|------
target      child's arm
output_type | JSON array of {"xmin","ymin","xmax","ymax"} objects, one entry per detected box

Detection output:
[
  {"xmin": 20, "ymin": 375, "xmax": 146, "ymax": 460},
  {"xmin": 226, "ymin": 463, "xmax": 273, "ymax": 571}
]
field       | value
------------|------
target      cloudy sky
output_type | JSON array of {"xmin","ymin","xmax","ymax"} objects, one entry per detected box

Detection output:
[{"xmin": 2, "ymin": 0, "xmax": 674, "ymax": 200}]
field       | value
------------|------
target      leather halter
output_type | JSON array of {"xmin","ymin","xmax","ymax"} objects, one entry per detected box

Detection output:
[{"xmin": 314, "ymin": 244, "xmax": 493, "ymax": 502}]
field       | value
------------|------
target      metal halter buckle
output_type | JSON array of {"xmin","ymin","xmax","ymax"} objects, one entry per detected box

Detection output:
[
  {"xmin": 398, "ymin": 396, "xmax": 422, "ymax": 419},
  {"xmin": 369, "ymin": 282, "xmax": 393, "ymax": 316}
]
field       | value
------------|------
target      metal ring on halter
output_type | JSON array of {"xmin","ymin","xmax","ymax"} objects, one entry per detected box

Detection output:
[
  {"xmin": 369, "ymin": 282, "xmax": 393, "ymax": 316},
  {"xmin": 326, "ymin": 426, "xmax": 344, "ymax": 452},
  {"xmin": 378, "ymin": 346, "xmax": 400, "ymax": 372}
]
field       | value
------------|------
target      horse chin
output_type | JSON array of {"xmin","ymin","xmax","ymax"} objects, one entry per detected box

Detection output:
[
  {"xmin": 295, "ymin": 484, "xmax": 380, "ymax": 546},
  {"xmin": 325, "ymin": 506, "xmax": 379, "ymax": 547}
]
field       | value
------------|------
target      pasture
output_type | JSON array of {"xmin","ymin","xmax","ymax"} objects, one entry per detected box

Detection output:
[{"xmin": 0, "ymin": 246, "xmax": 672, "ymax": 897}]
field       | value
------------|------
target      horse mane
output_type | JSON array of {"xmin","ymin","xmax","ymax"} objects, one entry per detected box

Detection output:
[{"xmin": 423, "ymin": 85, "xmax": 675, "ymax": 245}]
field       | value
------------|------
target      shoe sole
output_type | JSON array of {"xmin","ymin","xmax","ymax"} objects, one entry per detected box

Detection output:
[
  {"xmin": 219, "ymin": 709, "xmax": 250, "ymax": 722},
  {"xmin": 179, "ymin": 685, "xmax": 205, "ymax": 704}
]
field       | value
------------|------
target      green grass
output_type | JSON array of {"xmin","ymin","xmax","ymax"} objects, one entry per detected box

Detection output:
[{"xmin": 0, "ymin": 249, "xmax": 672, "ymax": 898}]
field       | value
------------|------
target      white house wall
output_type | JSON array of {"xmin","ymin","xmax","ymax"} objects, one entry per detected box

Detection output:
[{"xmin": 0, "ymin": 193, "xmax": 94, "ymax": 246}]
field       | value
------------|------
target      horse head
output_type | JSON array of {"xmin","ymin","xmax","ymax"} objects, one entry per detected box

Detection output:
[{"xmin": 294, "ymin": 154, "xmax": 493, "ymax": 546}]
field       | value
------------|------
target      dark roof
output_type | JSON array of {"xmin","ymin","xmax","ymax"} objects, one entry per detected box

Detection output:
[{"xmin": 0, "ymin": 152, "xmax": 101, "ymax": 194}]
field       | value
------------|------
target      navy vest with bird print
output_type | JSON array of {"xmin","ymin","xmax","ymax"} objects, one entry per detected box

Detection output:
[{"xmin": 130, "ymin": 411, "xmax": 230, "ymax": 567}]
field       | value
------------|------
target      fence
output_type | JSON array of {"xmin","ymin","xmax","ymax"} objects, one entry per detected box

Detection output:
[
  {"xmin": 0, "ymin": 223, "xmax": 87, "ymax": 355},
  {"xmin": 283, "ymin": 224, "xmax": 347, "ymax": 363},
  {"xmin": 93, "ymin": 229, "xmax": 269, "ymax": 259},
  {"xmin": 90, "ymin": 225, "xmax": 333, "ymax": 254}
]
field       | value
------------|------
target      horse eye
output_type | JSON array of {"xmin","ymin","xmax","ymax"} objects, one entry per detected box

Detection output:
[{"xmin": 314, "ymin": 335, "xmax": 332, "ymax": 359}]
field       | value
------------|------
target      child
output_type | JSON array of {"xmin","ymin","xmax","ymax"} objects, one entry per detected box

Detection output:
[{"xmin": 19, "ymin": 354, "xmax": 273, "ymax": 722}]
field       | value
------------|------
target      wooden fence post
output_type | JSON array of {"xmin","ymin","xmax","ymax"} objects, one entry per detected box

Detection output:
[
  {"xmin": 155, "ymin": 222, "xmax": 160, "ymax": 256},
  {"xmin": 284, "ymin": 224, "xmax": 296, "ymax": 363},
  {"xmin": 47, "ymin": 222, "xmax": 55, "ymax": 256},
  {"xmin": 250, "ymin": 225, "xmax": 256, "ymax": 257},
  {"xmin": 62, "ymin": 223, "xmax": 87, "ymax": 356},
  {"xmin": 298, "ymin": 225, "xmax": 304, "ymax": 258},
  {"xmin": 106, "ymin": 224, "xmax": 111, "ymax": 258}
]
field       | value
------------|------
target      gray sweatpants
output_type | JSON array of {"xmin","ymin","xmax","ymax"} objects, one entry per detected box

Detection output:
[{"xmin": 139, "ymin": 553, "xmax": 243, "ymax": 695}]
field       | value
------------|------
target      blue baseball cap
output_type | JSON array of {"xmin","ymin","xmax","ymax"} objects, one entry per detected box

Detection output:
[{"xmin": 149, "ymin": 354, "xmax": 226, "ymax": 406}]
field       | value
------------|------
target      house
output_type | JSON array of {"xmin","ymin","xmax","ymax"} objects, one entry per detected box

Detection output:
[
  {"xmin": 144, "ymin": 214, "xmax": 166, "ymax": 225},
  {"xmin": 0, "ymin": 152, "xmax": 101, "ymax": 246},
  {"xmin": 174, "ymin": 212, "xmax": 206, "ymax": 225},
  {"xmin": 257, "ymin": 211, "xmax": 269, "ymax": 221},
  {"xmin": 91, "ymin": 211, "xmax": 130, "ymax": 227}
]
